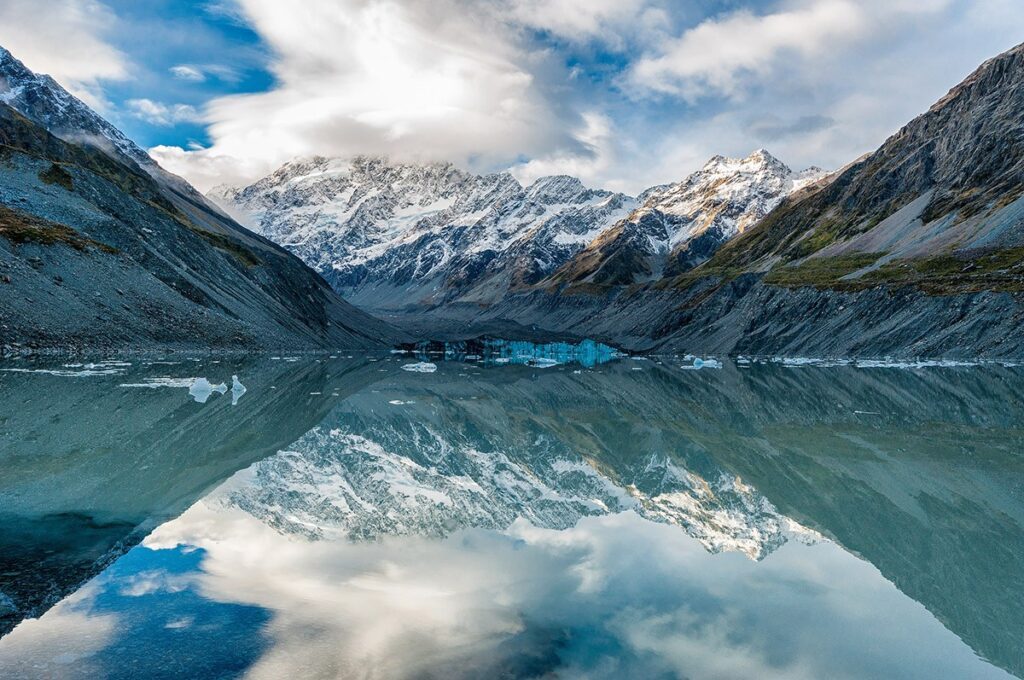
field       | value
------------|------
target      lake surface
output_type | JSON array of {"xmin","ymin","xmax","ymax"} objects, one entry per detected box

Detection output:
[{"xmin": 0, "ymin": 347, "xmax": 1022, "ymax": 679}]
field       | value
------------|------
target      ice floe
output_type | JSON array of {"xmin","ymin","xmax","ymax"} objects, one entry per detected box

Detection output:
[
  {"xmin": 189, "ymin": 378, "xmax": 227, "ymax": 403},
  {"xmin": 231, "ymin": 375, "xmax": 246, "ymax": 406},
  {"xmin": 681, "ymin": 357, "xmax": 723, "ymax": 370}
]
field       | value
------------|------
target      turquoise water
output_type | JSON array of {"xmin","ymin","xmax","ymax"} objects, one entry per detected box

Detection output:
[{"xmin": 0, "ymin": 349, "xmax": 1022, "ymax": 679}]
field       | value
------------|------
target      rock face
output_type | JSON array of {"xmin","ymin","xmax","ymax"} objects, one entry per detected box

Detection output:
[
  {"xmin": 209, "ymin": 156, "xmax": 637, "ymax": 311},
  {"xmin": 549, "ymin": 150, "xmax": 825, "ymax": 286},
  {"xmin": 0, "ymin": 46, "xmax": 402, "ymax": 353}
]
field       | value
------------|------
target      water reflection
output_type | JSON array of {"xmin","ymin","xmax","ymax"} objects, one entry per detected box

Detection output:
[{"xmin": 0, "ymin": 354, "xmax": 1022, "ymax": 678}]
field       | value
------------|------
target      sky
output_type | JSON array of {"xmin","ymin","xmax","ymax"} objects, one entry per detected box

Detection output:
[{"xmin": 0, "ymin": 0, "xmax": 1021, "ymax": 194}]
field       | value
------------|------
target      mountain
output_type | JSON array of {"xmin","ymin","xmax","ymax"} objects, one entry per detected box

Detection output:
[
  {"xmin": 444, "ymin": 42, "xmax": 1024, "ymax": 358},
  {"xmin": 210, "ymin": 150, "xmax": 825, "ymax": 336},
  {"xmin": 0, "ymin": 46, "xmax": 402, "ymax": 353},
  {"xmin": 549, "ymin": 150, "xmax": 826, "ymax": 287},
  {"xmin": 705, "ymin": 43, "xmax": 1024, "ymax": 290},
  {"xmin": 209, "ymin": 156, "xmax": 637, "ymax": 312}
]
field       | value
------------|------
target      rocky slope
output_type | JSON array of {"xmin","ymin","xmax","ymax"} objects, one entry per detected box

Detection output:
[
  {"xmin": 0, "ymin": 46, "xmax": 402, "ymax": 353},
  {"xmin": 209, "ymin": 156, "xmax": 637, "ymax": 311},
  {"xmin": 709, "ymin": 43, "xmax": 1024, "ymax": 281},
  {"xmin": 549, "ymin": 150, "xmax": 825, "ymax": 286}
]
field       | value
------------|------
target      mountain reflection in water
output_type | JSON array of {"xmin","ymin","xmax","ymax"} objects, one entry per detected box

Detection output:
[{"xmin": 0, "ymin": 349, "xmax": 1022, "ymax": 679}]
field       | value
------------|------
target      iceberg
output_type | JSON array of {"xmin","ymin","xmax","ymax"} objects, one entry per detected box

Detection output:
[
  {"xmin": 231, "ymin": 375, "xmax": 247, "ymax": 406},
  {"xmin": 189, "ymin": 378, "xmax": 228, "ymax": 403}
]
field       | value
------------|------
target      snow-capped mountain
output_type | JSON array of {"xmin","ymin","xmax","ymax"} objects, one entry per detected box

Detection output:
[
  {"xmin": 0, "ymin": 47, "xmax": 149, "ymax": 167},
  {"xmin": 210, "ymin": 151, "xmax": 826, "ymax": 313},
  {"xmin": 550, "ymin": 150, "xmax": 827, "ymax": 286},
  {"xmin": 0, "ymin": 46, "xmax": 210, "ymax": 205},
  {"xmin": 209, "ymin": 156, "xmax": 636, "ymax": 311}
]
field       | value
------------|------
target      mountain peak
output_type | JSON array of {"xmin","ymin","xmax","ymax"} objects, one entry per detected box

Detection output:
[{"xmin": 700, "ymin": 148, "xmax": 790, "ymax": 177}]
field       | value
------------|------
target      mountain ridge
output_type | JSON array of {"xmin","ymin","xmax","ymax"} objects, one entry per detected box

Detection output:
[
  {"xmin": 0, "ymin": 46, "xmax": 403, "ymax": 353},
  {"xmin": 209, "ymin": 149, "xmax": 823, "ymax": 316}
]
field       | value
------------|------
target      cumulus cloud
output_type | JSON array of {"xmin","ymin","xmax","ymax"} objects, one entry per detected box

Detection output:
[
  {"xmin": 502, "ymin": 0, "xmax": 652, "ymax": 43},
  {"xmin": 509, "ymin": 112, "xmax": 617, "ymax": 188},
  {"xmin": 169, "ymin": 63, "xmax": 241, "ymax": 84},
  {"xmin": 0, "ymin": 0, "xmax": 127, "ymax": 108},
  {"xmin": 151, "ymin": 0, "xmax": 588, "ymax": 191},
  {"xmin": 627, "ymin": 0, "xmax": 953, "ymax": 99},
  {"xmin": 125, "ymin": 98, "xmax": 203, "ymax": 126}
]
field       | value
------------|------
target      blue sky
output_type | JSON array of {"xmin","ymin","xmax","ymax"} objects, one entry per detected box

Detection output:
[{"xmin": 0, "ymin": 0, "xmax": 1022, "ymax": 193}]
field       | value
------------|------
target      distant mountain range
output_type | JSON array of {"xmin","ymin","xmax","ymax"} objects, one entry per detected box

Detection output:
[
  {"xmin": 0, "ymin": 46, "xmax": 402, "ymax": 353},
  {"xmin": 210, "ymin": 157, "xmax": 639, "ymax": 310},
  {"xmin": 210, "ymin": 150, "xmax": 825, "ymax": 313}
]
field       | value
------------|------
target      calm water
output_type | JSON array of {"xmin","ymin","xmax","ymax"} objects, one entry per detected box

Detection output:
[{"xmin": 0, "ymin": 347, "xmax": 1022, "ymax": 679}]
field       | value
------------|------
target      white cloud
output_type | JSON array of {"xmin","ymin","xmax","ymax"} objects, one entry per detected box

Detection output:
[
  {"xmin": 170, "ymin": 65, "xmax": 206, "ymax": 82},
  {"xmin": 125, "ymin": 98, "xmax": 203, "ymax": 126},
  {"xmin": 7, "ymin": 0, "xmax": 1013, "ymax": 198},
  {"xmin": 152, "ymin": 0, "xmax": 586, "ymax": 192},
  {"xmin": 502, "ymin": 0, "xmax": 651, "ymax": 43},
  {"xmin": 0, "ymin": 0, "xmax": 127, "ymax": 109},
  {"xmin": 510, "ymin": 112, "xmax": 619, "ymax": 190},
  {"xmin": 169, "ymin": 63, "xmax": 241, "ymax": 84},
  {"xmin": 628, "ymin": 0, "xmax": 953, "ymax": 99}
]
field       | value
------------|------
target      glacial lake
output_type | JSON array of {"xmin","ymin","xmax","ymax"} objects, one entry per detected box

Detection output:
[{"xmin": 0, "ymin": 346, "xmax": 1022, "ymax": 679}]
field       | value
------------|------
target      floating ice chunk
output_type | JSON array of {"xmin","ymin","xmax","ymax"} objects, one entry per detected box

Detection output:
[
  {"xmin": 682, "ymin": 357, "xmax": 723, "ymax": 370},
  {"xmin": 401, "ymin": 362, "xmax": 437, "ymax": 373},
  {"xmin": 189, "ymin": 378, "xmax": 227, "ymax": 403},
  {"xmin": 231, "ymin": 375, "xmax": 247, "ymax": 406}
]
